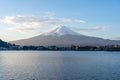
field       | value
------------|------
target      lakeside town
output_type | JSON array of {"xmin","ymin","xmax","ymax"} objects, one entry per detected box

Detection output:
[{"xmin": 1, "ymin": 39, "xmax": 120, "ymax": 51}]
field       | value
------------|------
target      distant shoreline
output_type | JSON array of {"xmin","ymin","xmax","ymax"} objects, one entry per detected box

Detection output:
[
  {"xmin": 1, "ymin": 39, "xmax": 120, "ymax": 51},
  {"xmin": 0, "ymin": 50, "xmax": 120, "ymax": 52}
]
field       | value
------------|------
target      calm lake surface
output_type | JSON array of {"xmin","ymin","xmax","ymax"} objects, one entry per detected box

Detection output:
[{"xmin": 0, "ymin": 51, "xmax": 120, "ymax": 80}]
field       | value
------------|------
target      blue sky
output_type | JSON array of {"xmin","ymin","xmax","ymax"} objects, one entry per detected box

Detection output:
[{"xmin": 0, "ymin": 0, "xmax": 120, "ymax": 41}]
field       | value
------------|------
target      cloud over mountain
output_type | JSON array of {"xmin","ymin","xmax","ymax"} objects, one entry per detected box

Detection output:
[
  {"xmin": 73, "ymin": 26, "xmax": 110, "ymax": 31},
  {"xmin": 2, "ymin": 15, "xmax": 86, "ymax": 34}
]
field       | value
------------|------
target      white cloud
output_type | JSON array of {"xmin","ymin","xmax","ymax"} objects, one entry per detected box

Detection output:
[
  {"xmin": 74, "ymin": 19, "xmax": 86, "ymax": 23},
  {"xmin": 3, "ymin": 15, "xmax": 56, "ymax": 34},
  {"xmin": 72, "ymin": 26, "xmax": 110, "ymax": 31},
  {"xmin": 3, "ymin": 15, "xmax": 56, "ymax": 25},
  {"xmin": 59, "ymin": 18, "xmax": 86, "ymax": 23},
  {"xmin": 2, "ymin": 15, "xmax": 86, "ymax": 34},
  {"xmin": 92, "ymin": 26, "xmax": 109, "ymax": 31},
  {"xmin": 109, "ymin": 36, "xmax": 120, "ymax": 40},
  {"xmin": 8, "ymin": 26, "xmax": 36, "ymax": 34}
]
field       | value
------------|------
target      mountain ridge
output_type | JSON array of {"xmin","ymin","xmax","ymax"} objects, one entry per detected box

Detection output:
[{"xmin": 10, "ymin": 26, "xmax": 120, "ymax": 47}]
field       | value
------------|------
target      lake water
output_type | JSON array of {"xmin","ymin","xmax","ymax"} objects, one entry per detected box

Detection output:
[{"xmin": 0, "ymin": 51, "xmax": 120, "ymax": 80}]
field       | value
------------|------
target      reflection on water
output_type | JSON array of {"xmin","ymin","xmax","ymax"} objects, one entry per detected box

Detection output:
[{"xmin": 0, "ymin": 51, "xmax": 120, "ymax": 80}]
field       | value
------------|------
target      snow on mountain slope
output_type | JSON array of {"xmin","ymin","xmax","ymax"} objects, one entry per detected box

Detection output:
[
  {"xmin": 10, "ymin": 26, "xmax": 120, "ymax": 47},
  {"xmin": 42, "ymin": 25, "xmax": 80, "ymax": 36}
]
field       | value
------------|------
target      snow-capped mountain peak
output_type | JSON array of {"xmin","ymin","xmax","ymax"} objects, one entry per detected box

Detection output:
[{"xmin": 43, "ymin": 25, "xmax": 80, "ymax": 36}]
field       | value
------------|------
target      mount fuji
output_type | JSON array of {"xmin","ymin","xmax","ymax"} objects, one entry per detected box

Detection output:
[{"xmin": 10, "ymin": 26, "xmax": 120, "ymax": 47}]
